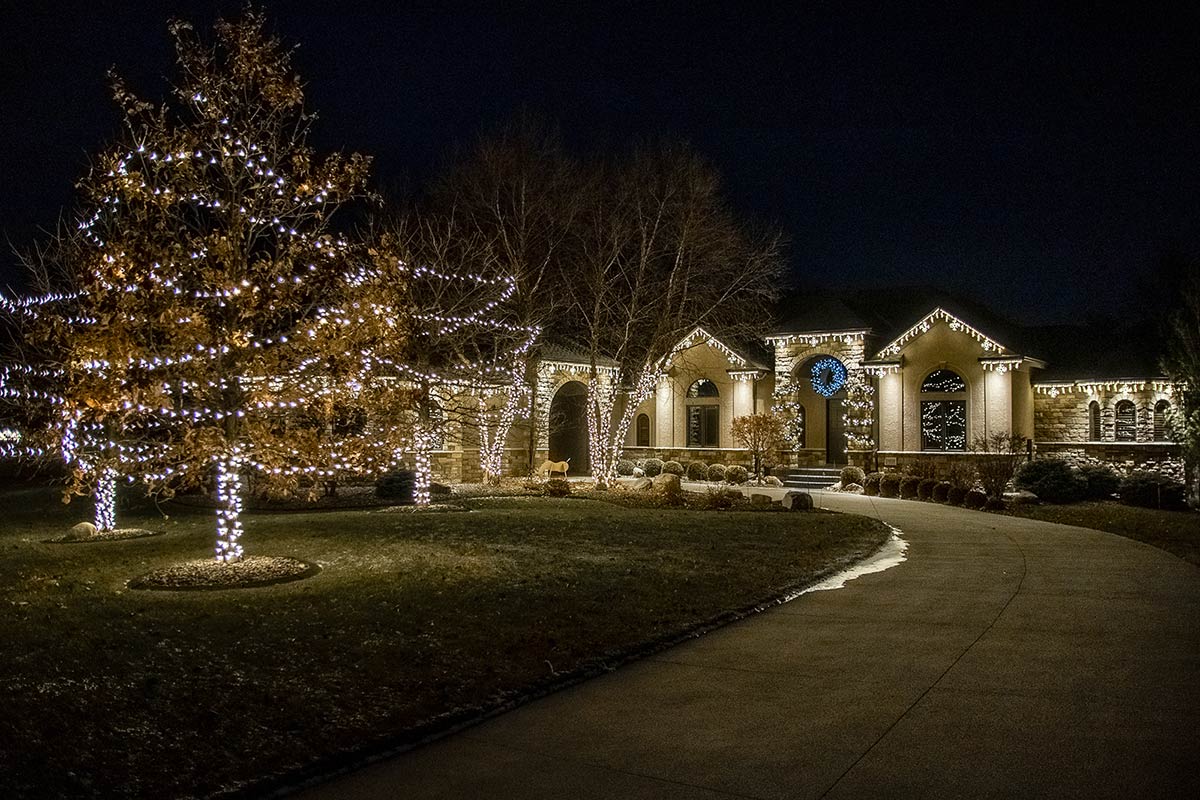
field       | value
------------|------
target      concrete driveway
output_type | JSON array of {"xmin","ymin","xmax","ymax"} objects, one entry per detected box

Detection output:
[{"xmin": 296, "ymin": 493, "xmax": 1200, "ymax": 799}]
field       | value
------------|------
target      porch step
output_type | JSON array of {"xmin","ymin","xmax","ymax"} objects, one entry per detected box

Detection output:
[{"xmin": 779, "ymin": 466, "xmax": 844, "ymax": 490}]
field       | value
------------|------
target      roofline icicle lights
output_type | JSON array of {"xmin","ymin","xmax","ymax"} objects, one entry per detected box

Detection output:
[{"xmin": 876, "ymin": 307, "xmax": 1008, "ymax": 358}]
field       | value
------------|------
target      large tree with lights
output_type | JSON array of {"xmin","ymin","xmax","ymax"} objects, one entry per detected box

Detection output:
[
  {"xmin": 571, "ymin": 143, "xmax": 784, "ymax": 488},
  {"xmin": 2, "ymin": 11, "xmax": 371, "ymax": 558}
]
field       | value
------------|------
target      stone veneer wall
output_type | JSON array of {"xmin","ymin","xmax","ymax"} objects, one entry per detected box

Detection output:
[
  {"xmin": 1034, "ymin": 442, "xmax": 1183, "ymax": 482},
  {"xmin": 1033, "ymin": 385, "xmax": 1177, "ymax": 444}
]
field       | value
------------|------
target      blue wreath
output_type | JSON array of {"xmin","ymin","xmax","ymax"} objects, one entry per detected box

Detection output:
[{"xmin": 810, "ymin": 357, "xmax": 848, "ymax": 398}]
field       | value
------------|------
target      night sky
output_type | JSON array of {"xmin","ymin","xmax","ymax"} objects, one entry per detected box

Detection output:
[{"xmin": 2, "ymin": 2, "xmax": 1198, "ymax": 324}]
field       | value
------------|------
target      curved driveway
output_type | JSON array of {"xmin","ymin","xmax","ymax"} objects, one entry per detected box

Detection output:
[{"xmin": 299, "ymin": 493, "xmax": 1200, "ymax": 799}]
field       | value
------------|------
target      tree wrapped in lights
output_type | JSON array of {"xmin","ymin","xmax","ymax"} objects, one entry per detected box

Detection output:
[
  {"xmin": 5, "ymin": 11, "xmax": 371, "ymax": 557},
  {"xmin": 357, "ymin": 218, "xmax": 538, "ymax": 501},
  {"xmin": 571, "ymin": 143, "xmax": 783, "ymax": 488},
  {"xmin": 770, "ymin": 377, "xmax": 807, "ymax": 451}
]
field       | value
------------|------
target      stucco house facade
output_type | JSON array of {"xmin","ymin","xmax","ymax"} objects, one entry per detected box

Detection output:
[{"xmin": 430, "ymin": 290, "xmax": 1183, "ymax": 482}]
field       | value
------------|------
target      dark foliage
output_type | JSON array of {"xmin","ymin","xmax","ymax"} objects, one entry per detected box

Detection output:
[
  {"xmin": 917, "ymin": 478, "xmax": 938, "ymax": 500},
  {"xmin": 863, "ymin": 472, "xmax": 882, "ymax": 496},
  {"xmin": 1078, "ymin": 463, "xmax": 1120, "ymax": 500},
  {"xmin": 933, "ymin": 481, "xmax": 952, "ymax": 502},
  {"xmin": 879, "ymin": 473, "xmax": 901, "ymax": 498},
  {"xmin": 899, "ymin": 476, "xmax": 921, "ymax": 499},
  {"xmin": 1014, "ymin": 459, "xmax": 1085, "ymax": 504},
  {"xmin": 964, "ymin": 489, "xmax": 987, "ymax": 509},
  {"xmin": 1119, "ymin": 471, "xmax": 1188, "ymax": 510}
]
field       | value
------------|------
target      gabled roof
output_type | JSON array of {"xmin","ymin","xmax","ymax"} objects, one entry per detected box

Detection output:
[{"xmin": 669, "ymin": 326, "xmax": 772, "ymax": 371}]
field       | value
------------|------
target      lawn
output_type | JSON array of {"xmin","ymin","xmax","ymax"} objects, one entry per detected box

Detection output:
[
  {"xmin": 0, "ymin": 483, "xmax": 889, "ymax": 799},
  {"xmin": 1009, "ymin": 501, "xmax": 1200, "ymax": 567}
]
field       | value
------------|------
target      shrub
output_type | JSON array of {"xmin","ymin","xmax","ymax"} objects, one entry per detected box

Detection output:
[
  {"xmin": 899, "ymin": 476, "xmax": 921, "ymax": 499},
  {"xmin": 905, "ymin": 459, "xmax": 937, "ymax": 479},
  {"xmin": 932, "ymin": 481, "xmax": 952, "ymax": 503},
  {"xmin": 707, "ymin": 463, "xmax": 727, "ymax": 482},
  {"xmin": 839, "ymin": 465, "xmax": 865, "ymax": 487},
  {"xmin": 686, "ymin": 460, "xmax": 709, "ymax": 481},
  {"xmin": 726, "ymin": 465, "xmax": 749, "ymax": 485},
  {"xmin": 1078, "ymin": 463, "xmax": 1119, "ymax": 500},
  {"xmin": 964, "ymin": 489, "xmax": 987, "ymax": 509},
  {"xmin": 1119, "ymin": 471, "xmax": 1187, "ymax": 510},
  {"xmin": 879, "ymin": 473, "xmax": 901, "ymax": 498},
  {"xmin": 430, "ymin": 482, "xmax": 452, "ymax": 496},
  {"xmin": 947, "ymin": 485, "xmax": 968, "ymax": 505},
  {"xmin": 642, "ymin": 458, "xmax": 663, "ymax": 477},
  {"xmin": 984, "ymin": 497, "xmax": 1007, "ymax": 511},
  {"xmin": 917, "ymin": 478, "xmax": 938, "ymax": 500},
  {"xmin": 971, "ymin": 433, "xmax": 1027, "ymax": 499},
  {"xmin": 616, "ymin": 459, "xmax": 636, "ymax": 477},
  {"xmin": 375, "ymin": 469, "xmax": 415, "ymax": 501},
  {"xmin": 863, "ymin": 472, "xmax": 882, "ymax": 496},
  {"xmin": 942, "ymin": 461, "xmax": 977, "ymax": 489},
  {"xmin": 543, "ymin": 478, "xmax": 572, "ymax": 497},
  {"xmin": 1014, "ymin": 459, "xmax": 1085, "ymax": 504},
  {"xmin": 662, "ymin": 460, "xmax": 684, "ymax": 476},
  {"xmin": 692, "ymin": 487, "xmax": 744, "ymax": 510}
]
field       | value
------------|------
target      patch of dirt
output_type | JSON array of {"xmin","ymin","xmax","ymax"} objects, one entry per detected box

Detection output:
[
  {"xmin": 128, "ymin": 556, "xmax": 320, "ymax": 591},
  {"xmin": 43, "ymin": 528, "xmax": 163, "ymax": 544}
]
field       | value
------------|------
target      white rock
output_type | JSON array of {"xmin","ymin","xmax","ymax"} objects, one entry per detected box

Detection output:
[{"xmin": 70, "ymin": 522, "xmax": 97, "ymax": 539}]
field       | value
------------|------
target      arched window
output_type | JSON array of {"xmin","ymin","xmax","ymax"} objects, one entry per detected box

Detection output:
[
  {"xmin": 686, "ymin": 379, "xmax": 720, "ymax": 447},
  {"xmin": 1088, "ymin": 401, "xmax": 1101, "ymax": 441},
  {"xmin": 920, "ymin": 369, "xmax": 967, "ymax": 451},
  {"xmin": 1153, "ymin": 400, "xmax": 1171, "ymax": 441},
  {"xmin": 636, "ymin": 413, "xmax": 651, "ymax": 447},
  {"xmin": 1115, "ymin": 400, "xmax": 1137, "ymax": 442}
]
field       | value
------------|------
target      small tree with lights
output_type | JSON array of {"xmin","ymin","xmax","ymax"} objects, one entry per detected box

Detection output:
[{"xmin": 356, "ymin": 217, "xmax": 538, "ymax": 501}]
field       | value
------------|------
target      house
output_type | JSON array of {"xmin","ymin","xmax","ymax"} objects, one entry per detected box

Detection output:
[{"xmin": 431, "ymin": 289, "xmax": 1183, "ymax": 482}]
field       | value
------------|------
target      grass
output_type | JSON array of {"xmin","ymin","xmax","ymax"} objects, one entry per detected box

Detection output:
[
  {"xmin": 0, "ymin": 483, "xmax": 889, "ymax": 799},
  {"xmin": 1009, "ymin": 501, "xmax": 1200, "ymax": 567}
]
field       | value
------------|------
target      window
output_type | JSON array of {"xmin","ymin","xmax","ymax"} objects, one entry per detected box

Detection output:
[
  {"xmin": 1115, "ymin": 400, "xmax": 1137, "ymax": 442},
  {"xmin": 1088, "ymin": 401, "xmax": 1101, "ymax": 441},
  {"xmin": 920, "ymin": 369, "xmax": 967, "ymax": 451},
  {"xmin": 686, "ymin": 379, "xmax": 720, "ymax": 447},
  {"xmin": 1153, "ymin": 400, "xmax": 1171, "ymax": 441},
  {"xmin": 636, "ymin": 413, "xmax": 650, "ymax": 447}
]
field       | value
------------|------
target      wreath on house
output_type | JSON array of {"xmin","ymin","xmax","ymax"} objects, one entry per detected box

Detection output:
[{"xmin": 810, "ymin": 357, "xmax": 848, "ymax": 398}]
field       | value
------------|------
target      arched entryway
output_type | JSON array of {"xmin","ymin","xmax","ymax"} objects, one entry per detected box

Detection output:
[
  {"xmin": 548, "ymin": 381, "xmax": 589, "ymax": 474},
  {"xmin": 794, "ymin": 355, "xmax": 849, "ymax": 465}
]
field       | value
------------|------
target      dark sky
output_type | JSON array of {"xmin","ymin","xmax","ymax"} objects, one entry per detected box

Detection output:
[{"xmin": 3, "ymin": 1, "xmax": 1199, "ymax": 324}]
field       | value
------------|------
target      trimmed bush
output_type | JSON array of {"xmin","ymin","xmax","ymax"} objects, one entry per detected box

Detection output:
[
  {"xmin": 899, "ymin": 476, "xmax": 921, "ymax": 499},
  {"xmin": 375, "ymin": 470, "xmax": 415, "ymax": 501},
  {"xmin": 662, "ymin": 460, "xmax": 684, "ymax": 476},
  {"xmin": 984, "ymin": 497, "xmax": 1007, "ymax": 511},
  {"xmin": 726, "ymin": 465, "xmax": 750, "ymax": 485},
  {"xmin": 642, "ymin": 458, "xmax": 663, "ymax": 477},
  {"xmin": 686, "ymin": 460, "xmax": 709, "ymax": 481},
  {"xmin": 879, "ymin": 473, "xmax": 901, "ymax": 498},
  {"xmin": 707, "ymin": 463, "xmax": 727, "ymax": 482},
  {"xmin": 543, "ymin": 478, "xmax": 572, "ymax": 497},
  {"xmin": 917, "ymin": 478, "xmax": 938, "ymax": 500},
  {"xmin": 1119, "ymin": 471, "xmax": 1187, "ymax": 510},
  {"xmin": 839, "ymin": 465, "xmax": 865, "ymax": 487},
  {"xmin": 693, "ymin": 487, "xmax": 744, "ymax": 510},
  {"xmin": 932, "ymin": 481, "xmax": 952, "ymax": 503},
  {"xmin": 1078, "ymin": 463, "xmax": 1119, "ymax": 500},
  {"xmin": 616, "ymin": 459, "xmax": 636, "ymax": 477},
  {"xmin": 1014, "ymin": 459, "xmax": 1085, "ymax": 504},
  {"xmin": 863, "ymin": 472, "xmax": 882, "ymax": 497},
  {"xmin": 430, "ymin": 482, "xmax": 452, "ymax": 496},
  {"xmin": 964, "ymin": 489, "xmax": 987, "ymax": 509},
  {"xmin": 946, "ymin": 485, "xmax": 968, "ymax": 505}
]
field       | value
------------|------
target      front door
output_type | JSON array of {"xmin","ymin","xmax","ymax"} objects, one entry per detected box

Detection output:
[{"xmin": 826, "ymin": 396, "xmax": 847, "ymax": 465}]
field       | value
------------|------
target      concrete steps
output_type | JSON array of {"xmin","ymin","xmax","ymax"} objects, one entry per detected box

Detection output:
[{"xmin": 780, "ymin": 466, "xmax": 843, "ymax": 490}]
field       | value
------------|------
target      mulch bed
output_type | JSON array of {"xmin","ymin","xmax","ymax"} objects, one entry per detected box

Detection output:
[
  {"xmin": 380, "ymin": 503, "xmax": 471, "ymax": 513},
  {"xmin": 42, "ymin": 528, "xmax": 162, "ymax": 544},
  {"xmin": 128, "ymin": 555, "xmax": 321, "ymax": 591}
]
